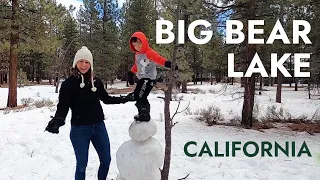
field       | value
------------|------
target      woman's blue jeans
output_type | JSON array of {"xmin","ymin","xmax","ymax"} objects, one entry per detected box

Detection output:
[{"xmin": 70, "ymin": 121, "xmax": 111, "ymax": 180}]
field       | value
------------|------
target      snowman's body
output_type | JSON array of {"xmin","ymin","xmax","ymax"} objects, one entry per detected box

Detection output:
[{"xmin": 116, "ymin": 120, "xmax": 163, "ymax": 180}]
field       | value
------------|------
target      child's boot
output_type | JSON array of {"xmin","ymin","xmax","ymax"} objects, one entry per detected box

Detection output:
[{"xmin": 134, "ymin": 103, "xmax": 150, "ymax": 122}]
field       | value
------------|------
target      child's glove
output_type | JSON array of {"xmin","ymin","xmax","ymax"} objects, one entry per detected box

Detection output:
[
  {"xmin": 45, "ymin": 117, "xmax": 65, "ymax": 134},
  {"xmin": 127, "ymin": 71, "xmax": 135, "ymax": 85},
  {"xmin": 119, "ymin": 93, "xmax": 135, "ymax": 103},
  {"xmin": 124, "ymin": 92, "xmax": 136, "ymax": 102},
  {"xmin": 164, "ymin": 61, "xmax": 178, "ymax": 70}
]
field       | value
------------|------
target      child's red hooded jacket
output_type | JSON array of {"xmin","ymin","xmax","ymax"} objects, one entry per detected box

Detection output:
[{"xmin": 129, "ymin": 31, "xmax": 168, "ymax": 80}]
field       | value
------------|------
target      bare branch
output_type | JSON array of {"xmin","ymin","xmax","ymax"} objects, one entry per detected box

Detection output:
[
  {"xmin": 19, "ymin": 4, "xmax": 38, "ymax": 13},
  {"xmin": 176, "ymin": 101, "xmax": 190, "ymax": 114},
  {"xmin": 165, "ymin": 5, "xmax": 175, "ymax": 14},
  {"xmin": 313, "ymin": 49, "xmax": 320, "ymax": 55},
  {"xmin": 255, "ymin": 14, "xmax": 275, "ymax": 18},
  {"xmin": 171, "ymin": 101, "xmax": 181, "ymax": 121},
  {"xmin": 172, "ymin": 122, "xmax": 178, "ymax": 127},
  {"xmin": 203, "ymin": 0, "xmax": 247, "ymax": 9},
  {"xmin": 2, "ymin": 16, "xmax": 11, "ymax": 19},
  {"xmin": 154, "ymin": 82, "xmax": 168, "ymax": 92},
  {"xmin": 309, "ymin": 0, "xmax": 320, "ymax": 6},
  {"xmin": 0, "ymin": 5, "xmax": 11, "ymax": 8},
  {"xmin": 178, "ymin": 173, "xmax": 190, "ymax": 180},
  {"xmin": 216, "ymin": 7, "xmax": 233, "ymax": 14},
  {"xmin": 231, "ymin": 91, "xmax": 244, "ymax": 101},
  {"xmin": 158, "ymin": 0, "xmax": 175, "ymax": 14},
  {"xmin": 171, "ymin": 101, "xmax": 191, "ymax": 127}
]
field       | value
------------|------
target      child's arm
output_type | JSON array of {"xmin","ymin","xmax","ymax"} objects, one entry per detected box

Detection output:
[
  {"xmin": 146, "ymin": 49, "xmax": 177, "ymax": 70},
  {"xmin": 130, "ymin": 63, "xmax": 138, "ymax": 73},
  {"xmin": 146, "ymin": 49, "xmax": 178, "ymax": 70},
  {"xmin": 146, "ymin": 49, "xmax": 167, "ymax": 66},
  {"xmin": 127, "ymin": 62, "xmax": 137, "ymax": 85}
]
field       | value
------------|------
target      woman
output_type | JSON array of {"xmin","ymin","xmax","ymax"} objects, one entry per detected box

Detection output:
[{"xmin": 45, "ymin": 46, "xmax": 133, "ymax": 180}]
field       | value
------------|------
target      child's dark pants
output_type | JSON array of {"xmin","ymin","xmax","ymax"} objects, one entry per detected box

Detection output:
[{"xmin": 133, "ymin": 78, "xmax": 156, "ymax": 121}]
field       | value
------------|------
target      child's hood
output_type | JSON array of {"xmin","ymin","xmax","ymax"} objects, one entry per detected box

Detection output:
[{"xmin": 130, "ymin": 31, "xmax": 150, "ymax": 53}]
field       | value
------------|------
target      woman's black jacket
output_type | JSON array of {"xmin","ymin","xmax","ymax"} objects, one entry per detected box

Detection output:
[{"xmin": 53, "ymin": 76, "xmax": 126, "ymax": 126}]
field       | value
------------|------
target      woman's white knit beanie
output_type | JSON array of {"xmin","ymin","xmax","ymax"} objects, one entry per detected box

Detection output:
[
  {"xmin": 73, "ymin": 46, "xmax": 93, "ymax": 70},
  {"xmin": 73, "ymin": 46, "xmax": 97, "ymax": 92}
]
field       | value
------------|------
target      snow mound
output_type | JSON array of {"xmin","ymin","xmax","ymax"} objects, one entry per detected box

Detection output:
[
  {"xmin": 116, "ymin": 137, "xmax": 163, "ymax": 180},
  {"xmin": 129, "ymin": 119, "xmax": 157, "ymax": 141}
]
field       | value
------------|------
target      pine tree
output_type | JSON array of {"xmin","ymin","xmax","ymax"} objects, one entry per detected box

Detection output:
[
  {"xmin": 309, "ymin": 1, "xmax": 320, "ymax": 89},
  {"xmin": 119, "ymin": 0, "xmax": 158, "ymax": 86},
  {"xmin": 7, "ymin": 0, "xmax": 20, "ymax": 107},
  {"xmin": 0, "ymin": 0, "xmax": 11, "ymax": 85},
  {"xmin": 95, "ymin": 0, "xmax": 121, "ymax": 86},
  {"xmin": 77, "ymin": 0, "xmax": 121, "ymax": 86}
]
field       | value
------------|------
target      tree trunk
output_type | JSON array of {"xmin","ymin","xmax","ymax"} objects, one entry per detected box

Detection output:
[
  {"xmin": 264, "ymin": 77, "xmax": 269, "ymax": 86},
  {"xmin": 55, "ymin": 75, "xmax": 60, "ymax": 93},
  {"xmin": 210, "ymin": 72, "xmax": 213, "ymax": 85},
  {"xmin": 32, "ymin": 62, "xmax": 35, "ymax": 82},
  {"xmin": 216, "ymin": 74, "xmax": 221, "ymax": 83},
  {"xmin": 259, "ymin": 75, "xmax": 262, "ymax": 95},
  {"xmin": 161, "ymin": 0, "xmax": 181, "ymax": 179},
  {"xmin": 241, "ymin": 77, "xmax": 244, "ymax": 87},
  {"xmin": 162, "ymin": 89, "xmax": 172, "ymax": 180},
  {"xmin": 36, "ymin": 76, "xmax": 40, "ymax": 84},
  {"xmin": 200, "ymin": 70, "xmax": 203, "ymax": 85},
  {"xmin": 0, "ymin": 73, "xmax": 3, "ymax": 84},
  {"xmin": 7, "ymin": 0, "xmax": 19, "ymax": 108},
  {"xmin": 276, "ymin": 4, "xmax": 285, "ymax": 101},
  {"xmin": 241, "ymin": 75, "xmax": 256, "ymax": 128},
  {"xmin": 290, "ymin": 54, "xmax": 293, "ymax": 87},
  {"xmin": 276, "ymin": 70, "xmax": 282, "ymax": 103},
  {"xmin": 36, "ymin": 61, "xmax": 41, "ymax": 84},
  {"xmin": 175, "ymin": 81, "xmax": 181, "ymax": 91},
  {"xmin": 181, "ymin": 81, "xmax": 187, "ymax": 93},
  {"xmin": 4, "ymin": 73, "xmax": 8, "ymax": 83},
  {"xmin": 308, "ymin": 79, "xmax": 311, "ymax": 99},
  {"xmin": 126, "ymin": 58, "xmax": 130, "ymax": 87},
  {"xmin": 54, "ymin": 76, "xmax": 58, "ymax": 86},
  {"xmin": 241, "ymin": 0, "xmax": 256, "ymax": 128}
]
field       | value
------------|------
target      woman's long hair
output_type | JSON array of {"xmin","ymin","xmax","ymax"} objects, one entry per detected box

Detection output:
[{"xmin": 70, "ymin": 67, "xmax": 92, "ymax": 80}]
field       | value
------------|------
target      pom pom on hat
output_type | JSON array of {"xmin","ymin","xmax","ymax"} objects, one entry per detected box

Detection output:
[
  {"xmin": 91, "ymin": 75, "xmax": 97, "ymax": 92},
  {"xmin": 91, "ymin": 87, "xmax": 97, "ymax": 92}
]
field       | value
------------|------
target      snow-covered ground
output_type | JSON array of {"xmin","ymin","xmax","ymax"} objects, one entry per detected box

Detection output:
[{"xmin": 0, "ymin": 82, "xmax": 319, "ymax": 180}]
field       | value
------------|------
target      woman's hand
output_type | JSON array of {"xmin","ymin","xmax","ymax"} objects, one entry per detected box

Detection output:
[{"xmin": 45, "ymin": 117, "xmax": 65, "ymax": 134}]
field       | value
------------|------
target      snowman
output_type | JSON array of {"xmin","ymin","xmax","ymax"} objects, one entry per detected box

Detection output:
[{"xmin": 116, "ymin": 119, "xmax": 164, "ymax": 180}]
